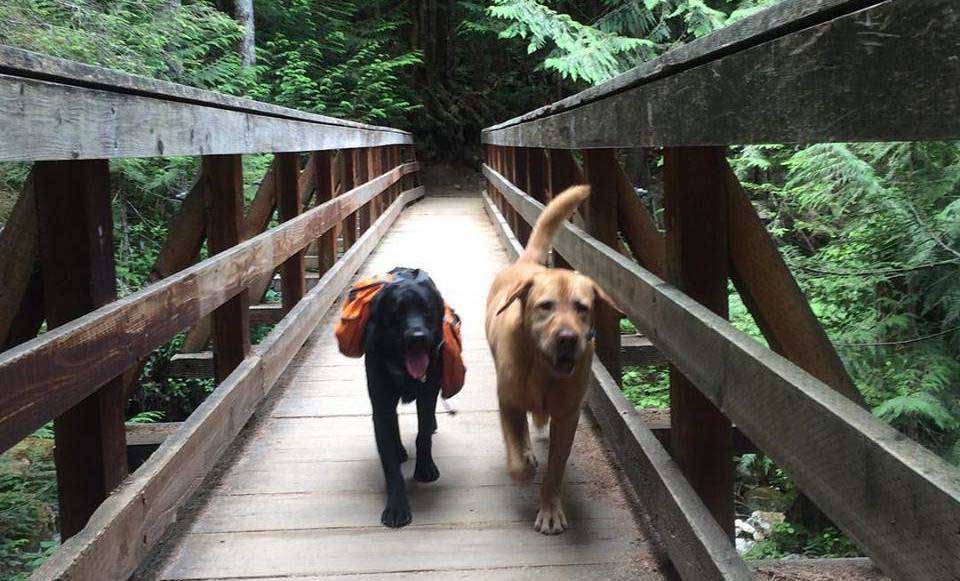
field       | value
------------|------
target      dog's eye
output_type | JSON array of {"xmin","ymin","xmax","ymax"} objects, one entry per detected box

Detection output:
[
  {"xmin": 574, "ymin": 301, "xmax": 589, "ymax": 314},
  {"xmin": 536, "ymin": 300, "xmax": 555, "ymax": 312}
]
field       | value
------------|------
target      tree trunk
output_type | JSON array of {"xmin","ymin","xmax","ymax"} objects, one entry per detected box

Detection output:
[{"xmin": 236, "ymin": 0, "xmax": 256, "ymax": 67}]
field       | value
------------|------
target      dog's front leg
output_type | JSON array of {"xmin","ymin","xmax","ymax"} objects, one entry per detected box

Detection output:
[
  {"xmin": 413, "ymin": 385, "xmax": 440, "ymax": 482},
  {"xmin": 371, "ymin": 394, "xmax": 411, "ymax": 528},
  {"xmin": 535, "ymin": 410, "xmax": 579, "ymax": 534}
]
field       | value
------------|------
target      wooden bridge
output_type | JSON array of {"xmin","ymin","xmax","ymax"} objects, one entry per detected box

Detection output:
[{"xmin": 1, "ymin": 1, "xmax": 959, "ymax": 580}]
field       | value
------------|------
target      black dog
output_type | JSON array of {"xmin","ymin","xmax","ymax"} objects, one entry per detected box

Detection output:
[{"xmin": 363, "ymin": 267, "xmax": 445, "ymax": 528}]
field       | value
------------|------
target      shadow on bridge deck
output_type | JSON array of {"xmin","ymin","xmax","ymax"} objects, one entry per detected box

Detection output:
[{"xmin": 138, "ymin": 196, "xmax": 670, "ymax": 580}]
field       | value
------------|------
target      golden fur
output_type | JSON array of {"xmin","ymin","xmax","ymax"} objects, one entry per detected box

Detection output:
[{"xmin": 484, "ymin": 185, "xmax": 617, "ymax": 534}]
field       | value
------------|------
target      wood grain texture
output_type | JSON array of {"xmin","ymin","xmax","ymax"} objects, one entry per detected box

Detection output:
[
  {"xmin": 483, "ymin": 1, "xmax": 960, "ymax": 147},
  {"xmin": 0, "ymin": 45, "xmax": 410, "ymax": 135},
  {"xmin": 202, "ymin": 155, "xmax": 251, "ymax": 382},
  {"xmin": 485, "ymin": 162, "xmax": 960, "ymax": 581},
  {"xmin": 312, "ymin": 151, "xmax": 337, "ymax": 275},
  {"xmin": 611, "ymin": 151, "xmax": 665, "ymax": 278},
  {"xmin": 35, "ymin": 159, "xmax": 129, "ymax": 539},
  {"xmin": 277, "ymin": 153, "xmax": 305, "ymax": 313},
  {"xmin": 32, "ymin": 186, "xmax": 425, "ymax": 581},
  {"xmin": 726, "ymin": 164, "xmax": 864, "ymax": 406},
  {"xmin": 0, "ymin": 162, "xmax": 418, "ymax": 454},
  {"xmin": 582, "ymin": 150, "xmax": 622, "ymax": 384},
  {"xmin": 0, "ymin": 171, "xmax": 39, "ymax": 347},
  {"xmin": 485, "ymin": 0, "xmax": 875, "ymax": 131},
  {"xmin": 663, "ymin": 147, "xmax": 734, "ymax": 538},
  {"xmin": 0, "ymin": 72, "xmax": 412, "ymax": 162},
  {"xmin": 342, "ymin": 150, "xmax": 358, "ymax": 249}
]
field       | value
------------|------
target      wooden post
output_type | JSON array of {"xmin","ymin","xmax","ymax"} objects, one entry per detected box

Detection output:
[
  {"xmin": 581, "ymin": 150, "xmax": 622, "ymax": 384},
  {"xmin": 342, "ymin": 150, "xmax": 357, "ymax": 250},
  {"xmin": 547, "ymin": 149, "xmax": 583, "ymax": 269},
  {"xmin": 370, "ymin": 148, "xmax": 381, "ymax": 215},
  {"xmin": 202, "ymin": 155, "xmax": 251, "ymax": 382},
  {"xmin": 354, "ymin": 149, "xmax": 371, "ymax": 236},
  {"xmin": 34, "ymin": 159, "xmax": 128, "ymax": 539},
  {"xmin": 313, "ymin": 151, "xmax": 336, "ymax": 274},
  {"xmin": 725, "ymin": 165, "xmax": 864, "ymax": 406},
  {"xmin": 527, "ymin": 148, "xmax": 546, "ymax": 203},
  {"xmin": 277, "ymin": 153, "xmax": 305, "ymax": 313},
  {"xmin": 513, "ymin": 147, "xmax": 531, "ymax": 245},
  {"xmin": 0, "ymin": 172, "xmax": 44, "ymax": 349},
  {"xmin": 663, "ymin": 146, "xmax": 734, "ymax": 539}
]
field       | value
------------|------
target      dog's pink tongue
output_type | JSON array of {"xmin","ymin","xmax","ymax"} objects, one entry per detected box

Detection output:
[{"xmin": 404, "ymin": 346, "xmax": 430, "ymax": 380}]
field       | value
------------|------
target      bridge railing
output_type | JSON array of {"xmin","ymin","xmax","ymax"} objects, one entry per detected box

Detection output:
[
  {"xmin": 482, "ymin": 1, "xmax": 960, "ymax": 580},
  {"xmin": 0, "ymin": 46, "xmax": 423, "ymax": 580}
]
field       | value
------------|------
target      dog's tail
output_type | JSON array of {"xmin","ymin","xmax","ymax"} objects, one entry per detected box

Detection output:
[{"xmin": 519, "ymin": 185, "xmax": 590, "ymax": 265}]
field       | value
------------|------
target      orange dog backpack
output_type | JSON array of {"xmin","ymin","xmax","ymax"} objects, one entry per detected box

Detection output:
[
  {"xmin": 334, "ymin": 274, "xmax": 395, "ymax": 358},
  {"xmin": 334, "ymin": 274, "xmax": 466, "ymax": 399}
]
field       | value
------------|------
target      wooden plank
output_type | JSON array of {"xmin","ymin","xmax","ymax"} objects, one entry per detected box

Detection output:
[
  {"xmin": 159, "ymin": 520, "xmax": 637, "ymax": 580},
  {"xmin": 313, "ymin": 151, "xmax": 337, "ymax": 275},
  {"xmin": 611, "ymin": 151, "xmax": 665, "ymax": 278},
  {"xmin": 587, "ymin": 360, "xmax": 753, "ymax": 580},
  {"xmin": 250, "ymin": 303, "xmax": 283, "ymax": 326},
  {"xmin": 485, "ymin": 0, "xmax": 874, "ymax": 131},
  {"xmin": 483, "ymin": 189, "xmax": 748, "ymax": 579},
  {"xmin": 342, "ymin": 150, "xmax": 358, "ymax": 249},
  {"xmin": 168, "ymin": 351, "xmax": 214, "ymax": 379},
  {"xmin": 482, "ymin": 1, "xmax": 960, "ymax": 147},
  {"xmin": 354, "ymin": 149, "xmax": 371, "ymax": 236},
  {"xmin": 277, "ymin": 153, "xmax": 305, "ymax": 313},
  {"xmin": 621, "ymin": 334, "xmax": 665, "ymax": 367},
  {"xmin": 663, "ymin": 147, "xmax": 734, "ymax": 538},
  {"xmin": 726, "ymin": 164, "xmax": 864, "ymax": 405},
  {"xmin": 126, "ymin": 421, "xmax": 182, "ymax": 472},
  {"xmin": 485, "ymin": 163, "xmax": 960, "ymax": 581},
  {"xmin": 202, "ymin": 155, "xmax": 251, "ymax": 382},
  {"xmin": 0, "ymin": 171, "xmax": 39, "ymax": 346},
  {"xmin": 2, "ymin": 268, "xmax": 44, "ymax": 350},
  {"xmin": 125, "ymin": 422, "xmax": 181, "ymax": 447},
  {"xmin": 0, "ymin": 45, "xmax": 411, "ymax": 134},
  {"xmin": 34, "ymin": 159, "xmax": 128, "ymax": 539},
  {"xmin": 582, "ymin": 150, "xmax": 622, "ymax": 384},
  {"xmin": 0, "ymin": 162, "xmax": 418, "ymax": 454},
  {"xmin": 0, "ymin": 72, "xmax": 413, "ymax": 162},
  {"xmin": 33, "ymin": 185, "xmax": 425, "ymax": 581}
]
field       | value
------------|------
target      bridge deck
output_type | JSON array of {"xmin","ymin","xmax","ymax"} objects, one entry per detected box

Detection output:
[{"xmin": 142, "ymin": 196, "xmax": 668, "ymax": 580}]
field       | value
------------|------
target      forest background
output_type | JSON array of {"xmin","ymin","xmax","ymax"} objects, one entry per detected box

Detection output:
[{"xmin": 0, "ymin": 0, "xmax": 958, "ymax": 577}]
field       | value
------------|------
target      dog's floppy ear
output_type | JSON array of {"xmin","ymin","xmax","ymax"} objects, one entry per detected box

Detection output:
[
  {"xmin": 593, "ymin": 283, "xmax": 624, "ymax": 318},
  {"xmin": 496, "ymin": 279, "xmax": 533, "ymax": 316}
]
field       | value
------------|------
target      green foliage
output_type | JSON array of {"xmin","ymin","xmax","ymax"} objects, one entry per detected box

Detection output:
[
  {"xmin": 489, "ymin": 0, "xmax": 652, "ymax": 84},
  {"xmin": 488, "ymin": 0, "xmax": 780, "ymax": 85},
  {"xmin": 0, "ymin": 439, "xmax": 58, "ymax": 580},
  {"xmin": 744, "ymin": 523, "xmax": 860, "ymax": 560},
  {"xmin": 622, "ymin": 365, "xmax": 670, "ymax": 408}
]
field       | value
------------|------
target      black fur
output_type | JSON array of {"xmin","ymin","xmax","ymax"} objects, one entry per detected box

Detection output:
[{"xmin": 363, "ymin": 267, "xmax": 445, "ymax": 528}]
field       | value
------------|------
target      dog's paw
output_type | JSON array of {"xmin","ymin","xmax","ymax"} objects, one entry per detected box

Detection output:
[
  {"xmin": 398, "ymin": 443, "xmax": 409, "ymax": 463},
  {"xmin": 381, "ymin": 503, "xmax": 412, "ymax": 528},
  {"xmin": 508, "ymin": 451, "xmax": 538, "ymax": 482},
  {"xmin": 413, "ymin": 459, "xmax": 440, "ymax": 482},
  {"xmin": 534, "ymin": 500, "xmax": 568, "ymax": 535}
]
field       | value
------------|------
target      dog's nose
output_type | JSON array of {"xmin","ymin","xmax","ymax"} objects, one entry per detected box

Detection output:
[
  {"xmin": 555, "ymin": 329, "xmax": 579, "ymax": 357},
  {"xmin": 405, "ymin": 329, "xmax": 429, "ymax": 345}
]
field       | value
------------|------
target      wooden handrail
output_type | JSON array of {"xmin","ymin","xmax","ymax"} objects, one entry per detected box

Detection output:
[
  {"xmin": 482, "ymin": 0, "xmax": 959, "ymax": 147},
  {"xmin": 484, "ymin": 163, "xmax": 960, "ymax": 581},
  {"xmin": 0, "ymin": 161, "xmax": 418, "ymax": 453},
  {"xmin": 0, "ymin": 47, "xmax": 412, "ymax": 162}
]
